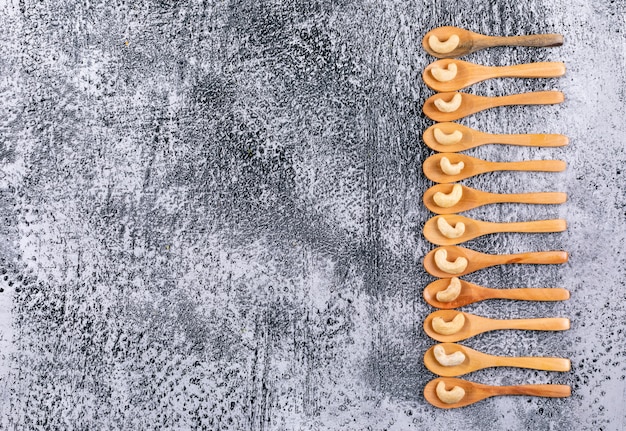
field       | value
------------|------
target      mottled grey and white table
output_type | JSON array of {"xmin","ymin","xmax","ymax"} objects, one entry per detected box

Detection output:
[{"xmin": 0, "ymin": 1, "xmax": 625, "ymax": 429}]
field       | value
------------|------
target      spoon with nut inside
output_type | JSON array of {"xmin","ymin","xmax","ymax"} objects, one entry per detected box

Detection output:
[
  {"xmin": 423, "ymin": 59, "xmax": 566, "ymax": 92},
  {"xmin": 423, "ymin": 310, "xmax": 570, "ymax": 343},
  {"xmin": 422, "ymin": 122, "xmax": 568, "ymax": 153},
  {"xmin": 424, "ymin": 377, "xmax": 571, "ymax": 409},
  {"xmin": 423, "ymin": 214, "xmax": 566, "ymax": 246},
  {"xmin": 422, "ymin": 26, "xmax": 564, "ymax": 59},
  {"xmin": 423, "ymin": 184, "xmax": 567, "ymax": 215},
  {"xmin": 423, "ymin": 152, "xmax": 566, "ymax": 183},
  {"xmin": 423, "ymin": 91, "xmax": 564, "ymax": 122},
  {"xmin": 423, "ymin": 277, "xmax": 570, "ymax": 309},
  {"xmin": 423, "ymin": 245, "xmax": 568, "ymax": 278},
  {"xmin": 424, "ymin": 343, "xmax": 571, "ymax": 377}
]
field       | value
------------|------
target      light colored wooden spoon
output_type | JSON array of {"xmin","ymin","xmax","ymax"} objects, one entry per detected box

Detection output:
[
  {"xmin": 423, "ymin": 91, "xmax": 564, "ymax": 122},
  {"xmin": 424, "ymin": 343, "xmax": 571, "ymax": 377},
  {"xmin": 422, "ymin": 122, "xmax": 568, "ymax": 153},
  {"xmin": 423, "ymin": 278, "xmax": 570, "ymax": 309},
  {"xmin": 423, "ymin": 184, "xmax": 567, "ymax": 215},
  {"xmin": 424, "ymin": 377, "xmax": 571, "ymax": 409},
  {"xmin": 423, "ymin": 245, "xmax": 568, "ymax": 278},
  {"xmin": 423, "ymin": 214, "xmax": 566, "ymax": 245},
  {"xmin": 423, "ymin": 153, "xmax": 566, "ymax": 183},
  {"xmin": 422, "ymin": 26, "xmax": 564, "ymax": 59},
  {"xmin": 423, "ymin": 310, "xmax": 570, "ymax": 343},
  {"xmin": 423, "ymin": 59, "xmax": 566, "ymax": 92}
]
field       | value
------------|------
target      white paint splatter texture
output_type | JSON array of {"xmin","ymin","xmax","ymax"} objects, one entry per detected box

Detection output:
[{"xmin": 0, "ymin": 0, "xmax": 624, "ymax": 430}]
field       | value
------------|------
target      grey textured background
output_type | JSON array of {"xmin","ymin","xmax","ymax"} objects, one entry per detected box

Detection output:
[{"xmin": 0, "ymin": 0, "xmax": 625, "ymax": 429}]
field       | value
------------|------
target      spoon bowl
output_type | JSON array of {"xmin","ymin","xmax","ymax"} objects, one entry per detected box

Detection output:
[
  {"xmin": 423, "ymin": 153, "xmax": 566, "ymax": 183},
  {"xmin": 424, "ymin": 377, "xmax": 571, "ymax": 409},
  {"xmin": 422, "ymin": 26, "xmax": 564, "ymax": 59},
  {"xmin": 423, "ymin": 91, "xmax": 564, "ymax": 122},
  {"xmin": 424, "ymin": 343, "xmax": 571, "ymax": 377},
  {"xmin": 423, "ymin": 278, "xmax": 570, "ymax": 309},
  {"xmin": 423, "ymin": 59, "xmax": 566, "ymax": 92},
  {"xmin": 423, "ymin": 214, "xmax": 567, "ymax": 245},
  {"xmin": 423, "ymin": 184, "xmax": 567, "ymax": 214},
  {"xmin": 423, "ymin": 245, "xmax": 568, "ymax": 278},
  {"xmin": 422, "ymin": 122, "xmax": 568, "ymax": 153},
  {"xmin": 423, "ymin": 310, "xmax": 570, "ymax": 342}
]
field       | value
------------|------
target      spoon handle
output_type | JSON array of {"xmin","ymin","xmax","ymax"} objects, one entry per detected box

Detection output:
[
  {"xmin": 489, "ymin": 287, "xmax": 570, "ymax": 302},
  {"xmin": 493, "ymin": 356, "xmax": 571, "ymax": 372},
  {"xmin": 492, "ymin": 159, "xmax": 566, "ymax": 172},
  {"xmin": 496, "ymin": 384, "xmax": 571, "ymax": 398},
  {"xmin": 477, "ymin": 34, "xmax": 564, "ymax": 49},
  {"xmin": 497, "ymin": 62, "xmax": 566, "ymax": 79},
  {"xmin": 491, "ymin": 191, "xmax": 567, "ymax": 205},
  {"xmin": 494, "ymin": 317, "xmax": 570, "ymax": 332},
  {"xmin": 487, "ymin": 133, "xmax": 568, "ymax": 147},
  {"xmin": 488, "ymin": 219, "xmax": 567, "ymax": 234},
  {"xmin": 493, "ymin": 250, "xmax": 568, "ymax": 265},
  {"xmin": 494, "ymin": 91, "xmax": 564, "ymax": 107}
]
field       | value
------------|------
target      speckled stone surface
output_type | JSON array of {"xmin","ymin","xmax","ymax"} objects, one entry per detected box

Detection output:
[{"xmin": 0, "ymin": 0, "xmax": 624, "ymax": 429}]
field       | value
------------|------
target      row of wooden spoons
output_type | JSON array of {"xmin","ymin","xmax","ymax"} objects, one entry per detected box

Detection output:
[{"xmin": 420, "ymin": 26, "xmax": 570, "ymax": 409}]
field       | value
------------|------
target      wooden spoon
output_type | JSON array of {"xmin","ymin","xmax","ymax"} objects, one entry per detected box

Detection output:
[
  {"xmin": 422, "ymin": 122, "xmax": 568, "ymax": 153},
  {"xmin": 423, "ymin": 184, "xmax": 567, "ymax": 215},
  {"xmin": 423, "ymin": 214, "xmax": 566, "ymax": 245},
  {"xmin": 423, "ymin": 59, "xmax": 566, "ymax": 92},
  {"xmin": 423, "ymin": 153, "xmax": 566, "ymax": 183},
  {"xmin": 423, "ymin": 245, "xmax": 568, "ymax": 278},
  {"xmin": 424, "ymin": 343, "xmax": 571, "ymax": 377},
  {"xmin": 423, "ymin": 310, "xmax": 570, "ymax": 343},
  {"xmin": 423, "ymin": 278, "xmax": 570, "ymax": 309},
  {"xmin": 423, "ymin": 91, "xmax": 564, "ymax": 122},
  {"xmin": 422, "ymin": 26, "xmax": 564, "ymax": 59},
  {"xmin": 424, "ymin": 377, "xmax": 571, "ymax": 409}
]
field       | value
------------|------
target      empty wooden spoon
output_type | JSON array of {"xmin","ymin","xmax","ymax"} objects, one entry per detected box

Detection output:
[
  {"xmin": 423, "ymin": 245, "xmax": 568, "ymax": 278},
  {"xmin": 424, "ymin": 377, "xmax": 571, "ymax": 409},
  {"xmin": 423, "ymin": 91, "xmax": 564, "ymax": 122},
  {"xmin": 423, "ymin": 214, "xmax": 566, "ymax": 245},
  {"xmin": 424, "ymin": 343, "xmax": 571, "ymax": 377},
  {"xmin": 423, "ymin": 59, "xmax": 566, "ymax": 92},
  {"xmin": 423, "ymin": 184, "xmax": 567, "ymax": 215},
  {"xmin": 422, "ymin": 26, "xmax": 564, "ymax": 59},
  {"xmin": 423, "ymin": 153, "xmax": 566, "ymax": 183},
  {"xmin": 422, "ymin": 122, "xmax": 568, "ymax": 153},
  {"xmin": 423, "ymin": 310, "xmax": 570, "ymax": 343},
  {"xmin": 423, "ymin": 278, "xmax": 570, "ymax": 309}
]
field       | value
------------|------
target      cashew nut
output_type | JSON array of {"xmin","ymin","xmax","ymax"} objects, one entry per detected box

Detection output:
[
  {"xmin": 434, "ymin": 93, "xmax": 462, "ymax": 113},
  {"xmin": 436, "ymin": 381, "xmax": 466, "ymax": 404},
  {"xmin": 436, "ymin": 217, "xmax": 465, "ymax": 239},
  {"xmin": 434, "ymin": 249, "xmax": 468, "ymax": 275},
  {"xmin": 428, "ymin": 34, "xmax": 460, "ymax": 54},
  {"xmin": 440, "ymin": 157, "xmax": 465, "ymax": 175},
  {"xmin": 433, "ymin": 184, "xmax": 463, "ymax": 208},
  {"xmin": 436, "ymin": 277, "xmax": 462, "ymax": 302},
  {"xmin": 433, "ymin": 127, "xmax": 463, "ymax": 145},
  {"xmin": 431, "ymin": 63, "xmax": 458, "ymax": 82},
  {"xmin": 432, "ymin": 312, "xmax": 466, "ymax": 335},
  {"xmin": 433, "ymin": 345, "xmax": 466, "ymax": 366}
]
